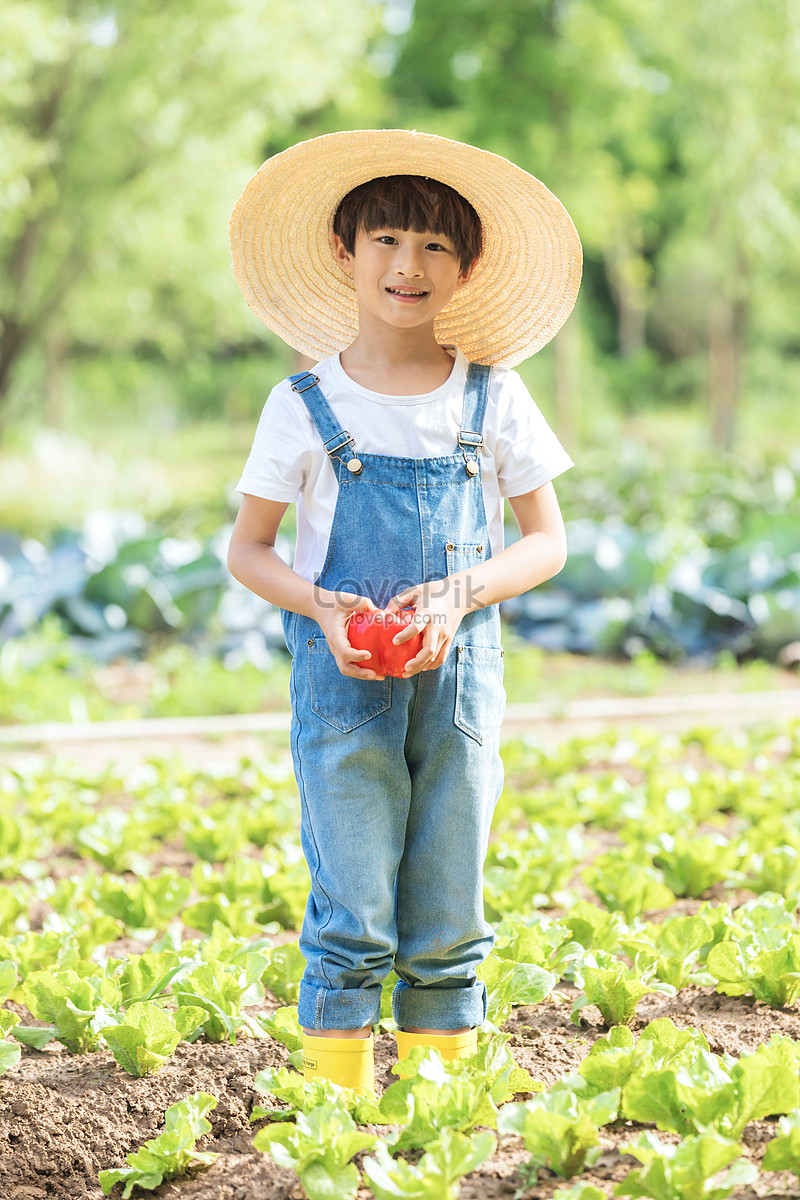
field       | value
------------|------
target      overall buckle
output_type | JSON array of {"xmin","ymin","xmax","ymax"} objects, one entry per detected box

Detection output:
[{"xmin": 290, "ymin": 373, "xmax": 320, "ymax": 394}]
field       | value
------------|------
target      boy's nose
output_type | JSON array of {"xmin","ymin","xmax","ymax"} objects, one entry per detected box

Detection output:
[{"xmin": 395, "ymin": 247, "xmax": 424, "ymax": 277}]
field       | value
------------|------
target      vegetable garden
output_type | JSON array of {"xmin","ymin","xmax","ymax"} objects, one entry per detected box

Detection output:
[{"xmin": 3, "ymin": 717, "xmax": 800, "ymax": 1199}]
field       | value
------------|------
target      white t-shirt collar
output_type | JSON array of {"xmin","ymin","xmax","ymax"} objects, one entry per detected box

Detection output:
[{"xmin": 329, "ymin": 346, "xmax": 468, "ymax": 406}]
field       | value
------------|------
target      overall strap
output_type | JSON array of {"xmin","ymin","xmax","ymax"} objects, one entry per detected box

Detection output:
[
  {"xmin": 458, "ymin": 363, "xmax": 492, "ymax": 472},
  {"xmin": 287, "ymin": 371, "xmax": 362, "ymax": 474}
]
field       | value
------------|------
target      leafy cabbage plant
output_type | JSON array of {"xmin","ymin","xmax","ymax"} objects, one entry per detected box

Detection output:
[
  {"xmin": 571, "ymin": 952, "xmax": 675, "ymax": 1026},
  {"xmin": 98, "ymin": 1001, "xmax": 207, "ymax": 1076},
  {"xmin": 762, "ymin": 1109, "xmax": 800, "ymax": 1177},
  {"xmin": 98, "ymin": 1092, "xmax": 219, "ymax": 1197},
  {"xmin": 253, "ymin": 1100, "xmax": 376, "ymax": 1200},
  {"xmin": 498, "ymin": 1086, "xmax": 619, "ymax": 1181},
  {"xmin": 362, "ymin": 1130, "xmax": 495, "ymax": 1200},
  {"xmin": 0, "ymin": 961, "xmax": 21, "ymax": 1074},
  {"xmin": 614, "ymin": 1131, "xmax": 757, "ymax": 1200}
]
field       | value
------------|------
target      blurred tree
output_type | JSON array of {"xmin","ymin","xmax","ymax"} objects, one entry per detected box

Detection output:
[
  {"xmin": 385, "ymin": 0, "xmax": 800, "ymax": 448},
  {"xmin": 0, "ymin": 0, "xmax": 376, "ymax": 429}
]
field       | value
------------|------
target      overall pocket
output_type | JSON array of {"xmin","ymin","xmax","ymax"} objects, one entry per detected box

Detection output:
[
  {"xmin": 453, "ymin": 644, "xmax": 505, "ymax": 745},
  {"xmin": 308, "ymin": 637, "xmax": 393, "ymax": 733}
]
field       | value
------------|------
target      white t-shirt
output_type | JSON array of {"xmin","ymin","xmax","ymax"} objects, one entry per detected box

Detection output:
[{"xmin": 236, "ymin": 347, "xmax": 573, "ymax": 584}]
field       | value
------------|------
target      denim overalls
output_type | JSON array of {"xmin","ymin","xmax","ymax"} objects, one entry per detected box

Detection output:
[{"xmin": 279, "ymin": 364, "xmax": 506, "ymax": 1032}]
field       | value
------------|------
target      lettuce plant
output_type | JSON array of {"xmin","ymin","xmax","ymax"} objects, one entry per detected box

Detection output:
[
  {"xmin": 622, "ymin": 914, "xmax": 716, "ymax": 988},
  {"xmin": 478, "ymin": 952, "xmax": 556, "ymax": 1028},
  {"xmin": 622, "ymin": 1035, "xmax": 800, "ymax": 1138},
  {"xmin": 362, "ymin": 1130, "xmax": 495, "ymax": 1200},
  {"xmin": 614, "ymin": 1131, "xmax": 757, "ymax": 1200},
  {"xmin": 578, "ymin": 1020, "xmax": 708, "ymax": 1096},
  {"xmin": 380, "ymin": 1051, "xmax": 498, "ymax": 1149},
  {"xmin": 172, "ymin": 953, "xmax": 268, "ymax": 1043},
  {"xmin": 762, "ymin": 1109, "xmax": 800, "ymax": 1177},
  {"xmin": 253, "ymin": 1101, "xmax": 376, "ymax": 1200},
  {"xmin": 99, "ymin": 1001, "xmax": 207, "ymax": 1076},
  {"xmin": 19, "ymin": 967, "xmax": 123, "ymax": 1053},
  {"xmin": 99, "ymin": 1092, "xmax": 219, "ymax": 1197},
  {"xmin": 252, "ymin": 1065, "xmax": 385, "ymax": 1126},
  {"xmin": 571, "ymin": 954, "xmax": 675, "ymax": 1026},
  {"xmin": 706, "ymin": 932, "xmax": 800, "ymax": 1007},
  {"xmin": 259, "ymin": 940, "xmax": 306, "ymax": 1004},
  {"xmin": 94, "ymin": 872, "xmax": 192, "ymax": 933},
  {"xmin": 0, "ymin": 961, "xmax": 21, "ymax": 1074},
  {"xmin": 649, "ymin": 832, "xmax": 738, "ymax": 898},
  {"xmin": 497, "ymin": 1087, "xmax": 618, "ymax": 1180},
  {"xmin": 582, "ymin": 856, "xmax": 675, "ymax": 922}
]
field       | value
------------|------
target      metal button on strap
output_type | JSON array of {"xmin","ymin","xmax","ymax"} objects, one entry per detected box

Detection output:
[
  {"xmin": 465, "ymin": 460, "xmax": 479, "ymax": 477},
  {"xmin": 347, "ymin": 458, "xmax": 363, "ymax": 474}
]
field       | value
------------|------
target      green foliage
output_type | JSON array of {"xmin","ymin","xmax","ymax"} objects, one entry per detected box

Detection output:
[
  {"xmin": 706, "ymin": 931, "xmax": 800, "ymax": 1008},
  {"xmin": 571, "ymin": 954, "xmax": 675, "ymax": 1027},
  {"xmin": 253, "ymin": 1101, "xmax": 376, "ymax": 1200},
  {"xmin": 259, "ymin": 941, "xmax": 306, "ymax": 1004},
  {"xmin": 252, "ymin": 1065, "xmax": 385, "ymax": 1126},
  {"xmin": 498, "ymin": 1087, "xmax": 618, "ymax": 1180},
  {"xmin": 762, "ymin": 1109, "xmax": 800, "ymax": 1177},
  {"xmin": 478, "ymin": 950, "xmax": 557, "ymax": 1028},
  {"xmin": 98, "ymin": 1002, "xmax": 207, "ymax": 1077},
  {"xmin": 622, "ymin": 914, "xmax": 717, "ymax": 989},
  {"xmin": 0, "ymin": 961, "xmax": 21, "ymax": 1074},
  {"xmin": 614, "ymin": 1132, "xmax": 757, "ymax": 1200},
  {"xmin": 172, "ymin": 954, "xmax": 268, "ymax": 1044},
  {"xmin": 98, "ymin": 1092, "xmax": 219, "ymax": 1196},
  {"xmin": 649, "ymin": 833, "xmax": 738, "ymax": 899},
  {"xmin": 20, "ymin": 967, "xmax": 122, "ymax": 1053},
  {"xmin": 380, "ymin": 1052, "xmax": 499, "ymax": 1150},
  {"xmin": 362, "ymin": 1130, "xmax": 496, "ymax": 1200},
  {"xmin": 582, "ymin": 856, "xmax": 676, "ymax": 922}
]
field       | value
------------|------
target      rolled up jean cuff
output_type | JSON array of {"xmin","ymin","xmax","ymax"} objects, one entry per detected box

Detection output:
[
  {"xmin": 392, "ymin": 979, "xmax": 487, "ymax": 1030},
  {"xmin": 298, "ymin": 981, "xmax": 383, "ymax": 1031}
]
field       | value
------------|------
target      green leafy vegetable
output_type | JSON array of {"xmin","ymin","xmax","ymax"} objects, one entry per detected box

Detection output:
[
  {"xmin": 99, "ymin": 1002, "xmax": 207, "ymax": 1076},
  {"xmin": 20, "ymin": 967, "xmax": 122, "ymax": 1053},
  {"xmin": 497, "ymin": 1087, "xmax": 618, "ymax": 1180},
  {"xmin": 614, "ymin": 1131, "xmax": 757, "ymax": 1200},
  {"xmin": 706, "ymin": 932, "xmax": 800, "ymax": 1007},
  {"xmin": 479, "ymin": 952, "xmax": 557, "ymax": 1028},
  {"xmin": 98, "ymin": 1091, "xmax": 219, "ymax": 1197},
  {"xmin": 362, "ymin": 1130, "xmax": 495, "ymax": 1199},
  {"xmin": 762, "ymin": 1109, "xmax": 800, "ymax": 1176},
  {"xmin": 571, "ymin": 955, "xmax": 675, "ymax": 1026},
  {"xmin": 253, "ymin": 1101, "xmax": 376, "ymax": 1200},
  {"xmin": 252, "ymin": 1065, "xmax": 385, "ymax": 1126},
  {"xmin": 172, "ymin": 954, "xmax": 268, "ymax": 1043}
]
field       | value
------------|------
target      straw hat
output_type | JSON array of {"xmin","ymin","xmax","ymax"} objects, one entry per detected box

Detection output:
[{"xmin": 229, "ymin": 129, "xmax": 582, "ymax": 368}]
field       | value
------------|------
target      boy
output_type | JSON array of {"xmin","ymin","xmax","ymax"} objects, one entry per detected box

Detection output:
[{"xmin": 227, "ymin": 130, "xmax": 581, "ymax": 1092}]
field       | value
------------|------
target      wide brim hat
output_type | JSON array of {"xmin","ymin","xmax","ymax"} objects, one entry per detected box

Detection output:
[{"xmin": 229, "ymin": 129, "xmax": 582, "ymax": 368}]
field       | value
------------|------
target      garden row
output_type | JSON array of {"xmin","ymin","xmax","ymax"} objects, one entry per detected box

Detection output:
[{"xmin": 2, "ymin": 719, "xmax": 800, "ymax": 1197}]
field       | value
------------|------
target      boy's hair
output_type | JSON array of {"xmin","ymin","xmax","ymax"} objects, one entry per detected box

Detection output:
[{"xmin": 332, "ymin": 175, "xmax": 483, "ymax": 272}]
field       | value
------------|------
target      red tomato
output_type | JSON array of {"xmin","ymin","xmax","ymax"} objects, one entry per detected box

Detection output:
[{"xmin": 347, "ymin": 607, "xmax": 424, "ymax": 677}]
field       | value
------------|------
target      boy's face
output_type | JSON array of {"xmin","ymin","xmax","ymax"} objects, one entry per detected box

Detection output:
[{"xmin": 333, "ymin": 227, "xmax": 475, "ymax": 336}]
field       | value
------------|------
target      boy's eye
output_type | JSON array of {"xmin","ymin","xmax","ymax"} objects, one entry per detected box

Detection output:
[{"xmin": 376, "ymin": 235, "xmax": 398, "ymax": 244}]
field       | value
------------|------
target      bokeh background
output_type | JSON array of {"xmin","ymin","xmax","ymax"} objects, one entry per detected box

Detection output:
[{"xmin": 1, "ymin": 0, "xmax": 799, "ymax": 723}]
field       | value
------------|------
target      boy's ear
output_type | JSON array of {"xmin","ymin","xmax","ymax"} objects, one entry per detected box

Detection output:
[
  {"xmin": 332, "ymin": 233, "xmax": 354, "ymax": 277},
  {"xmin": 457, "ymin": 257, "xmax": 479, "ymax": 289}
]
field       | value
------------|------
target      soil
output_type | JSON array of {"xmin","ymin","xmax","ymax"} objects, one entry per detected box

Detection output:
[
  {"xmin": 3, "ymin": 980, "xmax": 800, "ymax": 1199},
  {"xmin": 3, "ymin": 727, "xmax": 800, "ymax": 1199}
]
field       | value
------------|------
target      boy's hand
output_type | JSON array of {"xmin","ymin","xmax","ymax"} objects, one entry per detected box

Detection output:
[
  {"xmin": 313, "ymin": 590, "xmax": 388, "ymax": 680},
  {"xmin": 385, "ymin": 577, "xmax": 470, "ymax": 675}
]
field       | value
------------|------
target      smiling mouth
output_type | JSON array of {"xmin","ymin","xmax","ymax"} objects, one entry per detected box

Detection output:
[{"xmin": 386, "ymin": 287, "xmax": 428, "ymax": 297}]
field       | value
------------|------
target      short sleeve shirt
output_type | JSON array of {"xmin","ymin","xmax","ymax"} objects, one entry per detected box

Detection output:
[{"xmin": 236, "ymin": 347, "xmax": 573, "ymax": 584}]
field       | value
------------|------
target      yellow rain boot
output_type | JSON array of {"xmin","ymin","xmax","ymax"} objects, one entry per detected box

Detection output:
[
  {"xmin": 302, "ymin": 1033, "xmax": 375, "ymax": 1092},
  {"xmin": 395, "ymin": 1028, "xmax": 478, "ymax": 1063}
]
